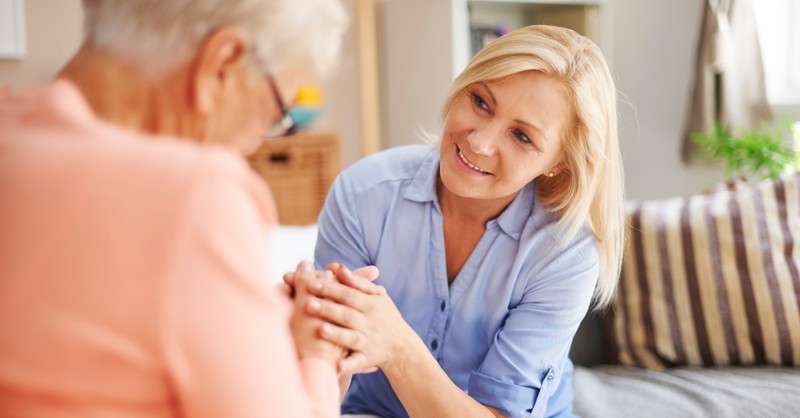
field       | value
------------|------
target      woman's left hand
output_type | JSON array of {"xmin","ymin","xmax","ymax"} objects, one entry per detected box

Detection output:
[{"xmin": 298, "ymin": 264, "xmax": 417, "ymax": 375}]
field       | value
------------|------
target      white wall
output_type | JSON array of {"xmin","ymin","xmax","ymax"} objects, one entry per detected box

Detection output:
[
  {"xmin": 609, "ymin": 0, "xmax": 724, "ymax": 200},
  {"xmin": 0, "ymin": 0, "xmax": 83, "ymax": 88},
  {"xmin": 313, "ymin": 0, "xmax": 364, "ymax": 168},
  {"xmin": 375, "ymin": 0, "xmax": 457, "ymax": 149}
]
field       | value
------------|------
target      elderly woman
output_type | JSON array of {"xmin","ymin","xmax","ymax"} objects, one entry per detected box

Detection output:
[
  {"xmin": 294, "ymin": 25, "xmax": 625, "ymax": 418},
  {"xmin": 0, "ymin": 0, "xmax": 352, "ymax": 417}
]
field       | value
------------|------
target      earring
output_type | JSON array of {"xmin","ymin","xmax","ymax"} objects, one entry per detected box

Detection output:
[{"xmin": 547, "ymin": 172, "xmax": 555, "ymax": 177}]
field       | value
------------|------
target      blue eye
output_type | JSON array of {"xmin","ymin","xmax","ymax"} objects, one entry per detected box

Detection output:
[
  {"xmin": 471, "ymin": 93, "xmax": 489, "ymax": 113},
  {"xmin": 513, "ymin": 129, "xmax": 531, "ymax": 144}
]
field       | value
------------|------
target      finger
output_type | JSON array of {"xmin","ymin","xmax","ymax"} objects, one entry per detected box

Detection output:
[
  {"xmin": 337, "ymin": 265, "xmax": 385, "ymax": 295},
  {"xmin": 305, "ymin": 278, "xmax": 369, "ymax": 311},
  {"xmin": 327, "ymin": 262, "xmax": 380, "ymax": 284},
  {"xmin": 291, "ymin": 270, "xmax": 314, "ymax": 287},
  {"xmin": 291, "ymin": 270, "xmax": 333, "ymax": 291},
  {"xmin": 338, "ymin": 352, "xmax": 375, "ymax": 375},
  {"xmin": 353, "ymin": 265, "xmax": 380, "ymax": 282},
  {"xmin": 283, "ymin": 271, "xmax": 296, "ymax": 287},
  {"xmin": 307, "ymin": 297, "xmax": 365, "ymax": 330},
  {"xmin": 274, "ymin": 283, "xmax": 293, "ymax": 298},
  {"xmin": 296, "ymin": 260, "xmax": 313, "ymax": 273},
  {"xmin": 292, "ymin": 271, "xmax": 324, "ymax": 301},
  {"xmin": 320, "ymin": 269, "xmax": 336, "ymax": 282},
  {"xmin": 326, "ymin": 262, "xmax": 381, "ymax": 293},
  {"xmin": 317, "ymin": 321, "xmax": 367, "ymax": 351},
  {"xmin": 325, "ymin": 261, "xmax": 341, "ymax": 272}
]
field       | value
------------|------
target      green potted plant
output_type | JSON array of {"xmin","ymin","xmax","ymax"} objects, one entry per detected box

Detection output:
[{"xmin": 692, "ymin": 121, "xmax": 797, "ymax": 182}]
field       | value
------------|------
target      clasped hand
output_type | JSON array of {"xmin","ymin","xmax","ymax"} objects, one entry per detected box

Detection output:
[{"xmin": 284, "ymin": 261, "xmax": 412, "ymax": 375}]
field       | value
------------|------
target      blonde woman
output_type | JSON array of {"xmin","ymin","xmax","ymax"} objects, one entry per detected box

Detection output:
[
  {"xmin": 297, "ymin": 25, "xmax": 625, "ymax": 418},
  {"xmin": 0, "ymin": 0, "xmax": 353, "ymax": 416}
]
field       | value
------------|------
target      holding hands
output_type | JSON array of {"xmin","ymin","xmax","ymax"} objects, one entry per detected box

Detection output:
[{"xmin": 284, "ymin": 261, "xmax": 416, "ymax": 376}]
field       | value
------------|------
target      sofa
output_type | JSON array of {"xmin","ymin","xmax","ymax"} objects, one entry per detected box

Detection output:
[{"xmin": 569, "ymin": 171, "xmax": 800, "ymax": 418}]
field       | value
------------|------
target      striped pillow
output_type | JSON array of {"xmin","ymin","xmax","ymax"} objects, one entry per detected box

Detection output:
[{"xmin": 612, "ymin": 172, "xmax": 800, "ymax": 369}]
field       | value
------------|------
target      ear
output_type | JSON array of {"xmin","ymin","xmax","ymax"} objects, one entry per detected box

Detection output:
[
  {"xmin": 549, "ymin": 163, "xmax": 566, "ymax": 177},
  {"xmin": 190, "ymin": 26, "xmax": 252, "ymax": 114}
]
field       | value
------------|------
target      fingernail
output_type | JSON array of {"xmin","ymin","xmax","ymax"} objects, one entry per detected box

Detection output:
[
  {"xmin": 298, "ymin": 260, "xmax": 312, "ymax": 273},
  {"xmin": 309, "ymin": 280, "xmax": 323, "ymax": 290}
]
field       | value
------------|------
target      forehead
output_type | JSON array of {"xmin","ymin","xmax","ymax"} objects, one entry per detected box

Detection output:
[
  {"xmin": 482, "ymin": 71, "xmax": 567, "ymax": 105},
  {"xmin": 482, "ymin": 71, "xmax": 572, "ymax": 135}
]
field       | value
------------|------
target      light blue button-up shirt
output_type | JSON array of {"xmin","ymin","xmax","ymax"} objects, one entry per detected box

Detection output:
[{"xmin": 315, "ymin": 145, "xmax": 598, "ymax": 418}]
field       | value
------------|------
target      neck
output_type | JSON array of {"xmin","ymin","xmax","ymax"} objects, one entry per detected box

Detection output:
[
  {"xmin": 58, "ymin": 43, "xmax": 194, "ymax": 139},
  {"xmin": 436, "ymin": 175, "xmax": 517, "ymax": 226}
]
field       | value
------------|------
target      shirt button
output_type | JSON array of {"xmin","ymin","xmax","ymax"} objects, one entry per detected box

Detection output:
[
  {"xmin": 440, "ymin": 301, "xmax": 446, "ymax": 311},
  {"xmin": 547, "ymin": 371, "xmax": 555, "ymax": 380},
  {"xmin": 431, "ymin": 339, "xmax": 439, "ymax": 350}
]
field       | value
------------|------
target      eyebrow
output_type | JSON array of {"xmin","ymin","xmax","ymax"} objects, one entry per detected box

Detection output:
[
  {"xmin": 477, "ymin": 82, "xmax": 497, "ymax": 105},
  {"xmin": 478, "ymin": 81, "xmax": 551, "ymax": 143}
]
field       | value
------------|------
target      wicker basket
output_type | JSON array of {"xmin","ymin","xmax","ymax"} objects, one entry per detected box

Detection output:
[{"xmin": 248, "ymin": 133, "xmax": 340, "ymax": 225}]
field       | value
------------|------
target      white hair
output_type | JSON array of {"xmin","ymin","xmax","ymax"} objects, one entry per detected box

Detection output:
[{"xmin": 81, "ymin": 0, "xmax": 348, "ymax": 77}]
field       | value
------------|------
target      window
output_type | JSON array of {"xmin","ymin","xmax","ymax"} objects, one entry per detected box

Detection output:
[
  {"xmin": 753, "ymin": 1, "xmax": 800, "ymax": 107},
  {"xmin": 753, "ymin": 0, "xmax": 800, "ymax": 145}
]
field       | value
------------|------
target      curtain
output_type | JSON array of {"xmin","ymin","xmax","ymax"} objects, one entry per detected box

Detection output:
[
  {"xmin": 753, "ymin": 0, "xmax": 800, "ymax": 102},
  {"xmin": 681, "ymin": 0, "xmax": 772, "ymax": 163}
]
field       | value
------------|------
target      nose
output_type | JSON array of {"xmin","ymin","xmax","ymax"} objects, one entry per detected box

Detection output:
[{"xmin": 467, "ymin": 122, "xmax": 501, "ymax": 156}]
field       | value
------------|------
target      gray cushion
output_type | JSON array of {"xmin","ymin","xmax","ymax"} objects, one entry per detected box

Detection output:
[{"xmin": 573, "ymin": 365, "xmax": 800, "ymax": 418}]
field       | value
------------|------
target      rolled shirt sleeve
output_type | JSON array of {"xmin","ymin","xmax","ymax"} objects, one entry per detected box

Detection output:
[{"xmin": 468, "ymin": 227, "xmax": 599, "ymax": 418}]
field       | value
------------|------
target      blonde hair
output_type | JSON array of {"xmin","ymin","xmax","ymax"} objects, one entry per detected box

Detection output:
[
  {"xmin": 81, "ymin": 0, "xmax": 347, "ymax": 77},
  {"xmin": 443, "ymin": 25, "xmax": 624, "ymax": 309}
]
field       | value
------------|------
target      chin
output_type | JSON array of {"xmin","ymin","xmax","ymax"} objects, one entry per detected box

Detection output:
[{"xmin": 438, "ymin": 167, "xmax": 480, "ymax": 199}]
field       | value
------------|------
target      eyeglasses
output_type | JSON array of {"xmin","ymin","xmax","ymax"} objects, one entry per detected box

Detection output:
[{"xmin": 265, "ymin": 74, "xmax": 297, "ymax": 138}]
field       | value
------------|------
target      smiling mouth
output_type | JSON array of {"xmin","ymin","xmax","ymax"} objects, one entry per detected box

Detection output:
[{"xmin": 457, "ymin": 146, "xmax": 492, "ymax": 175}]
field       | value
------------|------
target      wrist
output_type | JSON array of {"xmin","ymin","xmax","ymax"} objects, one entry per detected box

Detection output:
[
  {"xmin": 381, "ymin": 325, "xmax": 426, "ymax": 378},
  {"xmin": 298, "ymin": 341, "xmax": 342, "ymax": 368}
]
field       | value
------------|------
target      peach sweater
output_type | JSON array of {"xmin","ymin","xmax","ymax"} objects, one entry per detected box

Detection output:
[{"xmin": 0, "ymin": 80, "xmax": 339, "ymax": 418}]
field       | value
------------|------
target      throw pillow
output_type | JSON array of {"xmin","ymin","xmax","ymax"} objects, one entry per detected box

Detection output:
[{"xmin": 611, "ymin": 172, "xmax": 800, "ymax": 369}]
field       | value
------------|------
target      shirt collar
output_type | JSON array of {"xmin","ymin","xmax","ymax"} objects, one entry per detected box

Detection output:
[
  {"xmin": 493, "ymin": 181, "xmax": 536, "ymax": 240},
  {"xmin": 403, "ymin": 146, "xmax": 440, "ymax": 203},
  {"xmin": 403, "ymin": 146, "xmax": 537, "ymax": 240},
  {"xmin": 0, "ymin": 79, "xmax": 94, "ymax": 128}
]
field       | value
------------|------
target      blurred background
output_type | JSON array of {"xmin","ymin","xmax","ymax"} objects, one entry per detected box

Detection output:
[{"xmin": 1, "ymin": 0, "xmax": 798, "ymax": 202}]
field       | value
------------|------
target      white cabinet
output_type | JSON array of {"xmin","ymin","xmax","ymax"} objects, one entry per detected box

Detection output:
[{"xmin": 375, "ymin": 0, "xmax": 610, "ymax": 150}]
